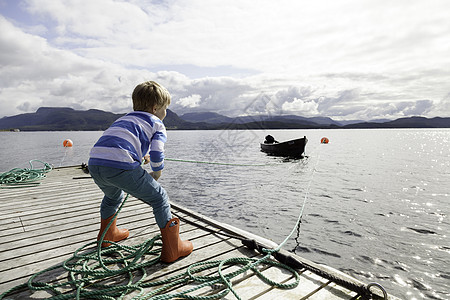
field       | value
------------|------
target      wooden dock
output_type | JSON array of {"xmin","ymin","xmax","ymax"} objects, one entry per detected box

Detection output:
[{"xmin": 0, "ymin": 166, "xmax": 396, "ymax": 299}]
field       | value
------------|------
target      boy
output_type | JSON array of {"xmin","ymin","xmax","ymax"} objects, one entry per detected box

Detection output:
[{"xmin": 88, "ymin": 81, "xmax": 193, "ymax": 263}]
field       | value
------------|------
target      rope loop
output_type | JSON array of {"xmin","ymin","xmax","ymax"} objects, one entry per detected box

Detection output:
[
  {"xmin": 0, "ymin": 160, "xmax": 52, "ymax": 188},
  {"xmin": 367, "ymin": 282, "xmax": 388, "ymax": 300}
]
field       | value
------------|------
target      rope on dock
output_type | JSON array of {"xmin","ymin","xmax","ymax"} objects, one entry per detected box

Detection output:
[
  {"xmin": 0, "ymin": 160, "xmax": 52, "ymax": 188},
  {"xmin": 0, "ymin": 191, "xmax": 300, "ymax": 300}
]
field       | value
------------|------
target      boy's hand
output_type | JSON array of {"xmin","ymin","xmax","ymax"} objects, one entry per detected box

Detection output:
[
  {"xmin": 150, "ymin": 170, "xmax": 162, "ymax": 181},
  {"xmin": 143, "ymin": 154, "xmax": 150, "ymax": 164}
]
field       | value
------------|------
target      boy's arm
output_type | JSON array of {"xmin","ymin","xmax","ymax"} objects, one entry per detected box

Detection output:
[
  {"xmin": 148, "ymin": 123, "xmax": 166, "ymax": 181},
  {"xmin": 150, "ymin": 170, "xmax": 162, "ymax": 181},
  {"xmin": 143, "ymin": 155, "xmax": 162, "ymax": 180}
]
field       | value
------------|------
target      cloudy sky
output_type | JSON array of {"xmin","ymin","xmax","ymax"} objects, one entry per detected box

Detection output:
[{"xmin": 1, "ymin": 0, "xmax": 449, "ymax": 121}]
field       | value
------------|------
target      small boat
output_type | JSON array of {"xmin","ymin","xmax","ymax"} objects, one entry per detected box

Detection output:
[{"xmin": 261, "ymin": 135, "xmax": 308, "ymax": 158}]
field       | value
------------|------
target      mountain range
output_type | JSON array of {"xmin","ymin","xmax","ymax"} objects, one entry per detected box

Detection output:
[{"xmin": 0, "ymin": 107, "xmax": 449, "ymax": 131}]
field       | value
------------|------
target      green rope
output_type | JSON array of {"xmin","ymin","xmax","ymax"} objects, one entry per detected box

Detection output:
[
  {"xmin": 165, "ymin": 158, "xmax": 267, "ymax": 167},
  {"xmin": 0, "ymin": 160, "xmax": 52, "ymax": 188}
]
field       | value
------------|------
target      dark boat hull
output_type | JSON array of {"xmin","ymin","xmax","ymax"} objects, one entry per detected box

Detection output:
[{"xmin": 260, "ymin": 136, "xmax": 308, "ymax": 158}]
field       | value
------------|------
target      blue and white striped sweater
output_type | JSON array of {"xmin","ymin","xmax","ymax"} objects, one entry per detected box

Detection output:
[{"xmin": 89, "ymin": 111, "xmax": 166, "ymax": 171}]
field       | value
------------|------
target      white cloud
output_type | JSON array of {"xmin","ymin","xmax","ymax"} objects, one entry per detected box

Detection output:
[
  {"xmin": 178, "ymin": 94, "xmax": 201, "ymax": 108},
  {"xmin": 0, "ymin": 0, "xmax": 449, "ymax": 120},
  {"xmin": 281, "ymin": 99, "xmax": 318, "ymax": 117}
]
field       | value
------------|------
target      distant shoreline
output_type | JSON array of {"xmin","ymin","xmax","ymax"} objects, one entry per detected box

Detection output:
[{"xmin": 1, "ymin": 107, "xmax": 449, "ymax": 131}]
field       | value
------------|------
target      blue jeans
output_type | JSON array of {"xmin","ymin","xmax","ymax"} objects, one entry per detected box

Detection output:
[{"xmin": 88, "ymin": 165, "xmax": 172, "ymax": 229}]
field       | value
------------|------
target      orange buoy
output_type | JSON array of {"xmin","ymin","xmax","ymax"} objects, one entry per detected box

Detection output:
[
  {"xmin": 321, "ymin": 137, "xmax": 329, "ymax": 144},
  {"xmin": 63, "ymin": 139, "xmax": 73, "ymax": 147}
]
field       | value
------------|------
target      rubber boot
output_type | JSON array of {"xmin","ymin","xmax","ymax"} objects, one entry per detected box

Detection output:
[
  {"xmin": 97, "ymin": 215, "xmax": 129, "ymax": 247},
  {"xmin": 160, "ymin": 217, "xmax": 193, "ymax": 263}
]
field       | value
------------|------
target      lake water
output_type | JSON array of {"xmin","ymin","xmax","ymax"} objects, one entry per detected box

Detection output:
[{"xmin": 0, "ymin": 129, "xmax": 449, "ymax": 300}]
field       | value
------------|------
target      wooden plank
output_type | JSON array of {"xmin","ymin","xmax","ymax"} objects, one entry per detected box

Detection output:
[
  {"xmin": 248, "ymin": 269, "xmax": 355, "ymax": 300},
  {"xmin": 0, "ymin": 197, "xmax": 189, "ymax": 246},
  {"xmin": 306, "ymin": 280, "xmax": 358, "ymax": 300},
  {"xmin": 0, "ymin": 217, "xmax": 157, "ymax": 263},
  {"xmin": 0, "ymin": 196, "xmax": 142, "ymax": 229},
  {"xmin": 232, "ymin": 267, "xmax": 310, "ymax": 300},
  {"xmin": 0, "ymin": 180, "xmax": 96, "ymax": 207},
  {"xmin": 0, "ymin": 180, "xmax": 97, "ymax": 202},
  {"xmin": 0, "ymin": 191, "xmax": 101, "ymax": 217},
  {"xmin": 0, "ymin": 195, "xmax": 103, "ymax": 221},
  {"xmin": 0, "ymin": 201, "xmax": 149, "ymax": 240},
  {"xmin": 0, "ymin": 209, "xmax": 194, "ymax": 271}
]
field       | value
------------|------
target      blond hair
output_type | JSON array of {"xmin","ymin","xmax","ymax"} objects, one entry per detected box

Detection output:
[{"xmin": 132, "ymin": 81, "xmax": 171, "ymax": 112}]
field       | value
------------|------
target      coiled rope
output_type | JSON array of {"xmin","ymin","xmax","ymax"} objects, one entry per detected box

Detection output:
[
  {"xmin": 0, "ymin": 160, "xmax": 52, "ymax": 188},
  {"xmin": 0, "ymin": 189, "xmax": 300, "ymax": 300}
]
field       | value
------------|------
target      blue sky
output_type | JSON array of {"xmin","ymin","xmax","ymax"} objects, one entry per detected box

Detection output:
[{"xmin": 1, "ymin": 0, "xmax": 449, "ymax": 120}]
